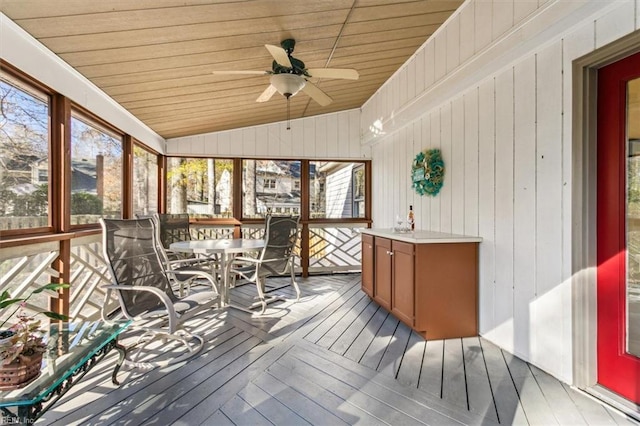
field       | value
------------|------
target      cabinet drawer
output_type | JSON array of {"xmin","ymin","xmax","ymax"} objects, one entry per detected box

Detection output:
[{"xmin": 392, "ymin": 240, "xmax": 414, "ymax": 255}]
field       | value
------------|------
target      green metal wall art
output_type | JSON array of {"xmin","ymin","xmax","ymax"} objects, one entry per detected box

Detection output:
[{"xmin": 411, "ymin": 148, "xmax": 444, "ymax": 196}]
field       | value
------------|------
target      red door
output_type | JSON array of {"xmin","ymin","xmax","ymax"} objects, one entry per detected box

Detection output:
[{"xmin": 597, "ymin": 51, "xmax": 640, "ymax": 404}]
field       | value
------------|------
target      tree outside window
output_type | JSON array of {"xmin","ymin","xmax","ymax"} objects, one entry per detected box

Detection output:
[
  {"xmin": 353, "ymin": 165, "xmax": 365, "ymax": 218},
  {"xmin": 166, "ymin": 157, "xmax": 233, "ymax": 217},
  {"xmin": 0, "ymin": 75, "xmax": 50, "ymax": 230},
  {"xmin": 133, "ymin": 145, "xmax": 158, "ymax": 216},
  {"xmin": 70, "ymin": 113, "xmax": 123, "ymax": 224}
]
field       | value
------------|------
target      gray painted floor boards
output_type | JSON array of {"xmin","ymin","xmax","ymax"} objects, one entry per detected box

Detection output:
[{"xmin": 38, "ymin": 274, "xmax": 638, "ymax": 425}]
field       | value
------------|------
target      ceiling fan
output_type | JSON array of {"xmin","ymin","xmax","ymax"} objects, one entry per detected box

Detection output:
[{"xmin": 212, "ymin": 39, "xmax": 359, "ymax": 107}]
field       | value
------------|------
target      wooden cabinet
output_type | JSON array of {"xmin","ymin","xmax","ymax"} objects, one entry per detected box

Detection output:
[
  {"xmin": 391, "ymin": 240, "xmax": 414, "ymax": 326},
  {"xmin": 414, "ymin": 242, "xmax": 478, "ymax": 339},
  {"xmin": 373, "ymin": 237, "xmax": 392, "ymax": 310},
  {"xmin": 361, "ymin": 231, "xmax": 479, "ymax": 340},
  {"xmin": 361, "ymin": 234, "xmax": 374, "ymax": 297}
]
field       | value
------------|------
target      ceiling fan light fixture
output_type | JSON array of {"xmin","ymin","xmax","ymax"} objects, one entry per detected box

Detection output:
[{"xmin": 270, "ymin": 73, "xmax": 305, "ymax": 98}]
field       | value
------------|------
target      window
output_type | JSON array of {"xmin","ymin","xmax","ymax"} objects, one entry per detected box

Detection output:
[
  {"xmin": 70, "ymin": 112, "xmax": 123, "ymax": 225},
  {"xmin": 37, "ymin": 169, "xmax": 48, "ymax": 183},
  {"xmin": 353, "ymin": 165, "xmax": 365, "ymax": 218},
  {"xmin": 133, "ymin": 144, "xmax": 158, "ymax": 216},
  {"xmin": 309, "ymin": 161, "xmax": 366, "ymax": 219},
  {"xmin": 166, "ymin": 157, "xmax": 233, "ymax": 217},
  {"xmin": 243, "ymin": 159, "xmax": 301, "ymax": 218},
  {"xmin": 0, "ymin": 73, "xmax": 50, "ymax": 231},
  {"xmin": 293, "ymin": 180, "xmax": 300, "ymax": 190},
  {"xmin": 263, "ymin": 178, "xmax": 276, "ymax": 189}
]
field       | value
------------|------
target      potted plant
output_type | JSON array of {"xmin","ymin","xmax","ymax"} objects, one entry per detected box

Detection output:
[{"xmin": 0, "ymin": 283, "xmax": 69, "ymax": 390}]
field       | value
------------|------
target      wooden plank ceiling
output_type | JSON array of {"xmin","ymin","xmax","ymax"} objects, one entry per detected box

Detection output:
[{"xmin": 1, "ymin": 0, "xmax": 463, "ymax": 139}]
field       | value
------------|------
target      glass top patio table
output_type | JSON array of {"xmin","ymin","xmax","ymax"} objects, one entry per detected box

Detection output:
[
  {"xmin": 0, "ymin": 320, "xmax": 131, "ymax": 424},
  {"xmin": 169, "ymin": 238, "xmax": 265, "ymax": 255},
  {"xmin": 170, "ymin": 238, "xmax": 265, "ymax": 304}
]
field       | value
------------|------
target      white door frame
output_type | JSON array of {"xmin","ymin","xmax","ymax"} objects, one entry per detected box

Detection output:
[{"xmin": 572, "ymin": 30, "xmax": 640, "ymax": 412}]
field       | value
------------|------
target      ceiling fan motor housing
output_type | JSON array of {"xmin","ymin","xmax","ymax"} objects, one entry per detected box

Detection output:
[
  {"xmin": 272, "ymin": 57, "xmax": 306, "ymax": 75},
  {"xmin": 280, "ymin": 38, "xmax": 296, "ymax": 54}
]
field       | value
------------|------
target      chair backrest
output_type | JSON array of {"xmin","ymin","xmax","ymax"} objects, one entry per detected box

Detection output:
[
  {"xmin": 100, "ymin": 218, "xmax": 179, "ymax": 317},
  {"xmin": 156, "ymin": 213, "xmax": 192, "ymax": 251},
  {"xmin": 258, "ymin": 215, "xmax": 300, "ymax": 275}
]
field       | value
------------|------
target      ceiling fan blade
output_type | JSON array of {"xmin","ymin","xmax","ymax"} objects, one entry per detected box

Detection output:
[
  {"xmin": 265, "ymin": 44, "xmax": 293, "ymax": 68},
  {"xmin": 256, "ymin": 85, "xmax": 278, "ymax": 103},
  {"xmin": 212, "ymin": 70, "xmax": 269, "ymax": 75},
  {"xmin": 307, "ymin": 68, "xmax": 359, "ymax": 80},
  {"xmin": 301, "ymin": 81, "xmax": 332, "ymax": 106}
]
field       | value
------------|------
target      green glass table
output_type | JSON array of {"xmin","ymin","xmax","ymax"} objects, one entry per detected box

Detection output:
[{"xmin": 0, "ymin": 320, "xmax": 130, "ymax": 424}]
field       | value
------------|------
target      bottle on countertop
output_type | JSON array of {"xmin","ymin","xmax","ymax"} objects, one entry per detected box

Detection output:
[{"xmin": 408, "ymin": 205, "xmax": 415, "ymax": 231}]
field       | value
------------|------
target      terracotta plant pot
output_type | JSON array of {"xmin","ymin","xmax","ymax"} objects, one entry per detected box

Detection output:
[{"xmin": 0, "ymin": 352, "xmax": 43, "ymax": 390}]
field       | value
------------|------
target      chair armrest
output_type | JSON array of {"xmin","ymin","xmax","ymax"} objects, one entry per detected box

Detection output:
[
  {"xmin": 101, "ymin": 284, "xmax": 178, "ymax": 321},
  {"xmin": 166, "ymin": 255, "xmax": 218, "ymax": 266},
  {"xmin": 259, "ymin": 257, "xmax": 289, "ymax": 264},
  {"xmin": 163, "ymin": 269, "xmax": 219, "ymax": 294},
  {"xmin": 228, "ymin": 253, "xmax": 293, "ymax": 268},
  {"xmin": 165, "ymin": 257, "xmax": 218, "ymax": 269},
  {"xmin": 229, "ymin": 256, "xmax": 262, "ymax": 265}
]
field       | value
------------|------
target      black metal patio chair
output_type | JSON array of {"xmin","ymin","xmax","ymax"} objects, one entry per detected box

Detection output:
[
  {"xmin": 226, "ymin": 215, "xmax": 301, "ymax": 314},
  {"xmin": 153, "ymin": 213, "xmax": 221, "ymax": 296},
  {"xmin": 100, "ymin": 217, "xmax": 220, "ymax": 367}
]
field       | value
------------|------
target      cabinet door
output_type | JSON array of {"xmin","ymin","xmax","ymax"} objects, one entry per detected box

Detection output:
[
  {"xmin": 374, "ymin": 237, "xmax": 392, "ymax": 310},
  {"xmin": 361, "ymin": 234, "xmax": 374, "ymax": 297},
  {"xmin": 391, "ymin": 240, "xmax": 414, "ymax": 325}
]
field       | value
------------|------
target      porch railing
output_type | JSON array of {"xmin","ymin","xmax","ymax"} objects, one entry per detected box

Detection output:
[
  {"xmin": 0, "ymin": 241, "xmax": 62, "ymax": 324},
  {"xmin": 0, "ymin": 222, "xmax": 365, "ymax": 321}
]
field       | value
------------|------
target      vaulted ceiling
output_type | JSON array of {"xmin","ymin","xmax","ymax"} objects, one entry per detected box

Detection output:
[{"xmin": 1, "ymin": 0, "xmax": 463, "ymax": 139}]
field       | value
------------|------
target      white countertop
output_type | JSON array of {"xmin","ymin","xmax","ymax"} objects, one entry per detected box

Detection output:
[{"xmin": 360, "ymin": 228, "xmax": 482, "ymax": 244}]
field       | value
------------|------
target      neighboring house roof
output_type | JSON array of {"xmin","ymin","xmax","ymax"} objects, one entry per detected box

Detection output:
[
  {"xmin": 71, "ymin": 159, "xmax": 97, "ymax": 178},
  {"xmin": 0, "ymin": 154, "xmax": 39, "ymax": 172},
  {"xmin": 254, "ymin": 160, "xmax": 316, "ymax": 179},
  {"xmin": 256, "ymin": 190, "xmax": 300, "ymax": 200},
  {"xmin": 70, "ymin": 159, "xmax": 97, "ymax": 193},
  {"xmin": 2, "ymin": 156, "xmax": 99, "ymax": 195}
]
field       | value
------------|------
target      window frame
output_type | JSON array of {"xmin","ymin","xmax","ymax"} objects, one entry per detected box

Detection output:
[
  {"xmin": 352, "ymin": 164, "xmax": 366, "ymax": 219},
  {"xmin": 164, "ymin": 157, "xmax": 372, "ymax": 224},
  {"xmin": 308, "ymin": 160, "xmax": 369, "ymax": 221},
  {"xmin": 164, "ymin": 155, "xmax": 236, "ymax": 219},
  {"xmin": 241, "ymin": 158, "xmax": 303, "ymax": 220},
  {"xmin": 263, "ymin": 178, "xmax": 276, "ymax": 190},
  {"xmin": 0, "ymin": 64, "xmax": 54, "ymax": 237},
  {"xmin": 69, "ymin": 104, "xmax": 125, "ymax": 230},
  {"xmin": 132, "ymin": 141, "xmax": 161, "ymax": 217}
]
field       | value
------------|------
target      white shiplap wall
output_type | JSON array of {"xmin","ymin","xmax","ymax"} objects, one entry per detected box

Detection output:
[
  {"xmin": 166, "ymin": 109, "xmax": 365, "ymax": 159},
  {"xmin": 362, "ymin": 0, "xmax": 639, "ymax": 384}
]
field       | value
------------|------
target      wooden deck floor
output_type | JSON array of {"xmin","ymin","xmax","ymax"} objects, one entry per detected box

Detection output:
[{"xmin": 38, "ymin": 274, "xmax": 638, "ymax": 425}]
